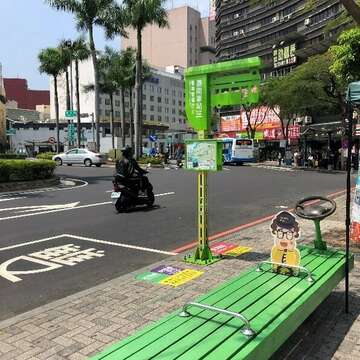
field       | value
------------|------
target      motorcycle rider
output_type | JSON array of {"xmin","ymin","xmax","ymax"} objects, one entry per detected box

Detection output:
[{"xmin": 115, "ymin": 147, "xmax": 148, "ymax": 192}]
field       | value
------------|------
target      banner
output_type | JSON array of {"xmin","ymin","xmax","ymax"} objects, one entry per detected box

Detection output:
[
  {"xmin": 263, "ymin": 125, "xmax": 300, "ymax": 140},
  {"xmin": 240, "ymin": 106, "xmax": 281, "ymax": 131}
]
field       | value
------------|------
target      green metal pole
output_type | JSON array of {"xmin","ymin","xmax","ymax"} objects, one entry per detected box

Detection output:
[{"xmin": 314, "ymin": 220, "xmax": 327, "ymax": 250}]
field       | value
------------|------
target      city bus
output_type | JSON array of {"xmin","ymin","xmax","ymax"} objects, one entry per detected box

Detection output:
[{"xmin": 221, "ymin": 138, "xmax": 255, "ymax": 165}]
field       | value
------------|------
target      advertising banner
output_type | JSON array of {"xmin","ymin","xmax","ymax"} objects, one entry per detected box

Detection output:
[{"xmin": 263, "ymin": 125, "xmax": 300, "ymax": 140}]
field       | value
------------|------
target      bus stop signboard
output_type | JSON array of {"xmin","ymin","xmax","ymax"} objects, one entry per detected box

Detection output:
[{"xmin": 186, "ymin": 140, "xmax": 222, "ymax": 172}]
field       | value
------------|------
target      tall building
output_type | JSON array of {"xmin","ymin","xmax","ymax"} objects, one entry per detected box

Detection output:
[
  {"xmin": 4, "ymin": 78, "xmax": 50, "ymax": 110},
  {"xmin": 50, "ymin": 59, "xmax": 188, "ymax": 146},
  {"xmin": 216, "ymin": 0, "xmax": 346, "ymax": 77},
  {"xmin": 122, "ymin": 6, "xmax": 216, "ymax": 68},
  {"xmin": 0, "ymin": 63, "xmax": 6, "ymax": 151}
]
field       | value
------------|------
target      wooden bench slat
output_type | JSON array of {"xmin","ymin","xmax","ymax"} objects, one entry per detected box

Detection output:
[
  {"xmin": 92, "ymin": 248, "xmax": 315, "ymax": 360},
  {"xmin": 146, "ymin": 249, "xmax": 338, "ymax": 360}
]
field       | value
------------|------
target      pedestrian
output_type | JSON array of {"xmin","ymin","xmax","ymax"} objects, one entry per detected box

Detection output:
[{"xmin": 278, "ymin": 151, "xmax": 282, "ymax": 167}]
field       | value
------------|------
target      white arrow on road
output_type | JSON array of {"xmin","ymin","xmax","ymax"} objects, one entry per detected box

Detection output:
[{"xmin": 0, "ymin": 202, "xmax": 80, "ymax": 213}]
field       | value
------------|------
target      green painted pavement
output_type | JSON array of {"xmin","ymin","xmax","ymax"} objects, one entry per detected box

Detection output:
[{"xmin": 92, "ymin": 246, "xmax": 353, "ymax": 360}]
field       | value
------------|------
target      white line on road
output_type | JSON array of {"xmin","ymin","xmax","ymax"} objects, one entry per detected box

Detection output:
[
  {"xmin": 0, "ymin": 197, "xmax": 26, "ymax": 202},
  {"xmin": 223, "ymin": 167, "xmax": 231, "ymax": 171},
  {"xmin": 0, "ymin": 192, "xmax": 175, "ymax": 221},
  {"xmin": 0, "ymin": 233, "xmax": 176, "ymax": 256}
]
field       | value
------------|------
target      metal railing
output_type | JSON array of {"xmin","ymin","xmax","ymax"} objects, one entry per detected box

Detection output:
[
  {"xmin": 256, "ymin": 260, "xmax": 314, "ymax": 283},
  {"xmin": 178, "ymin": 302, "xmax": 256, "ymax": 337}
]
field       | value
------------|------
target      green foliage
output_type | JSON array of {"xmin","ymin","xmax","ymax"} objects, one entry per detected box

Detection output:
[
  {"xmin": 138, "ymin": 156, "xmax": 162, "ymax": 165},
  {"xmin": 107, "ymin": 148, "xmax": 122, "ymax": 161},
  {"xmin": 36, "ymin": 152, "xmax": 56, "ymax": 160},
  {"xmin": 330, "ymin": 27, "xmax": 360, "ymax": 82},
  {"xmin": 38, "ymin": 47, "xmax": 64, "ymax": 78},
  {"xmin": 0, "ymin": 160, "xmax": 56, "ymax": 183},
  {"xmin": 0, "ymin": 154, "xmax": 27, "ymax": 160}
]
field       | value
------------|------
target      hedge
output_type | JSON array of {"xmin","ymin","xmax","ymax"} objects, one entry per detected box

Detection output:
[
  {"xmin": 0, "ymin": 154, "xmax": 27, "ymax": 160},
  {"xmin": 0, "ymin": 160, "xmax": 56, "ymax": 183},
  {"xmin": 138, "ymin": 156, "xmax": 163, "ymax": 165},
  {"xmin": 36, "ymin": 152, "xmax": 56, "ymax": 160}
]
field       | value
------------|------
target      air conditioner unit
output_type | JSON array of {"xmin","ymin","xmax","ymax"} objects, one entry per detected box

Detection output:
[
  {"xmin": 295, "ymin": 117, "xmax": 303, "ymax": 124},
  {"xmin": 304, "ymin": 116, "xmax": 312, "ymax": 124},
  {"xmin": 283, "ymin": 14, "xmax": 292, "ymax": 22},
  {"xmin": 239, "ymin": 29, "xmax": 245, "ymax": 36},
  {"xmin": 304, "ymin": 18, "xmax": 311, "ymax": 26},
  {"xmin": 272, "ymin": 15, "xmax": 279, "ymax": 22}
]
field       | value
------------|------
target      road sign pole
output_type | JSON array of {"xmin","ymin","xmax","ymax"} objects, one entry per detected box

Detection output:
[{"xmin": 185, "ymin": 130, "xmax": 219, "ymax": 265}]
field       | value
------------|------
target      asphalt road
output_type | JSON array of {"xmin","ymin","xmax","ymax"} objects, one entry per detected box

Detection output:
[{"xmin": 0, "ymin": 164, "xmax": 353, "ymax": 320}]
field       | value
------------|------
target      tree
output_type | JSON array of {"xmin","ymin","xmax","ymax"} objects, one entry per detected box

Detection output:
[
  {"xmin": 241, "ymin": 100, "xmax": 270, "ymax": 139},
  {"xmin": 58, "ymin": 40, "xmax": 72, "ymax": 111},
  {"xmin": 38, "ymin": 47, "xmax": 64, "ymax": 153},
  {"xmin": 46, "ymin": 0, "xmax": 125, "ymax": 152},
  {"xmin": 330, "ymin": 27, "xmax": 360, "ymax": 82},
  {"xmin": 122, "ymin": 0, "xmax": 169, "ymax": 159}
]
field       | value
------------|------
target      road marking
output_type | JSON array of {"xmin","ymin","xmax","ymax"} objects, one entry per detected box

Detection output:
[
  {"xmin": 0, "ymin": 234, "xmax": 176, "ymax": 256},
  {"xmin": 223, "ymin": 167, "xmax": 231, "ymax": 171},
  {"xmin": 0, "ymin": 192, "xmax": 175, "ymax": 221},
  {"xmin": 0, "ymin": 197, "xmax": 26, "ymax": 202},
  {"xmin": 172, "ymin": 187, "xmax": 350, "ymax": 253},
  {"xmin": 0, "ymin": 202, "xmax": 79, "ymax": 213}
]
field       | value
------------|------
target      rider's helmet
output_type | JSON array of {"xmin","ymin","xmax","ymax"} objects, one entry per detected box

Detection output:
[{"xmin": 121, "ymin": 146, "xmax": 133, "ymax": 159}]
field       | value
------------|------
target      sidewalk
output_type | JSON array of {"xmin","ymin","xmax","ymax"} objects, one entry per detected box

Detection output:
[{"xmin": 0, "ymin": 196, "xmax": 359, "ymax": 360}]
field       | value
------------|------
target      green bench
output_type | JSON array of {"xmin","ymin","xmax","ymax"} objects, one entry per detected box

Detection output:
[{"xmin": 92, "ymin": 245, "xmax": 353, "ymax": 360}]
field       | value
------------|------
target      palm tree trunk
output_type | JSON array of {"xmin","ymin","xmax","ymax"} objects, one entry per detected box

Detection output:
[
  {"xmin": 120, "ymin": 87, "xmax": 126, "ymax": 148},
  {"xmin": 69, "ymin": 59, "xmax": 74, "ymax": 110},
  {"xmin": 110, "ymin": 93, "xmax": 115, "ymax": 149},
  {"xmin": 65, "ymin": 68, "xmax": 70, "ymax": 111},
  {"xmin": 129, "ymin": 88, "xmax": 134, "ymax": 150},
  {"xmin": 88, "ymin": 25, "xmax": 100, "ymax": 152},
  {"xmin": 75, "ymin": 59, "xmax": 81, "ymax": 148},
  {"xmin": 54, "ymin": 75, "xmax": 60, "ymax": 154},
  {"xmin": 341, "ymin": 0, "xmax": 360, "ymax": 24},
  {"xmin": 134, "ymin": 26, "xmax": 143, "ymax": 159}
]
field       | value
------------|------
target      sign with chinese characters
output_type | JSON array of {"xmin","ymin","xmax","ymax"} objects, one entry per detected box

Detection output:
[
  {"xmin": 186, "ymin": 140, "xmax": 223, "ymax": 171},
  {"xmin": 159, "ymin": 269, "xmax": 204, "ymax": 288},
  {"xmin": 263, "ymin": 125, "xmax": 300, "ymax": 140},
  {"xmin": 273, "ymin": 43, "xmax": 297, "ymax": 69}
]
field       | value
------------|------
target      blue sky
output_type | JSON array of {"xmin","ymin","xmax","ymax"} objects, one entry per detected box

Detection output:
[{"xmin": 0, "ymin": 0, "xmax": 209, "ymax": 91}]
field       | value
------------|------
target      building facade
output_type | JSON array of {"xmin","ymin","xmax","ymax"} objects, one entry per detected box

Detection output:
[
  {"xmin": 50, "ymin": 59, "xmax": 190, "ymax": 151},
  {"xmin": 216, "ymin": 0, "xmax": 345, "ymax": 77},
  {"xmin": 4, "ymin": 78, "xmax": 50, "ymax": 110},
  {"xmin": 0, "ymin": 63, "xmax": 6, "ymax": 151},
  {"xmin": 122, "ymin": 6, "xmax": 216, "ymax": 68}
]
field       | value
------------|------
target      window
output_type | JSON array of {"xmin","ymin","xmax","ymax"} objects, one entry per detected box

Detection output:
[
  {"xmin": 150, "ymin": 115, "xmax": 154, "ymax": 121},
  {"xmin": 165, "ymin": 89, "xmax": 169, "ymax": 95},
  {"xmin": 158, "ymin": 106, "xmax": 162, "ymax": 112},
  {"xmin": 99, "ymin": 98, "xmax": 102, "ymax": 104},
  {"xmin": 157, "ymin": 87, "xmax": 162, "ymax": 94},
  {"xmin": 158, "ymin": 115, "xmax": 162, "ymax": 121},
  {"xmin": 115, "ymin": 90, "xmax": 120, "ymax": 96},
  {"xmin": 115, "ymin": 100, "xmax": 120, "ymax": 107},
  {"xmin": 178, "ymin": 100, "xmax": 182, "ymax": 106},
  {"xmin": 143, "ymin": 94, "xmax": 146, "ymax": 100},
  {"xmin": 172, "ymin": 99, "xmax": 176, "ymax": 106},
  {"xmin": 150, "ymin": 95, "xmax": 154, "ymax": 102},
  {"xmin": 67, "ymin": 149, "xmax": 78, "ymax": 154},
  {"xmin": 143, "ymin": 84, "xmax": 147, "ymax": 90},
  {"xmin": 125, "ymin": 102, "xmax": 129, "ymax": 108},
  {"xmin": 115, "ymin": 111, "xmax": 120, "ymax": 117},
  {"xmin": 172, "ymin": 117, "xmax": 176, "ymax": 123},
  {"xmin": 105, "ymin": 99, "xmax": 110, "ymax": 105},
  {"xmin": 165, "ymin": 108, "xmax": 169, "ymax": 113},
  {"xmin": 150, "ymin": 85, "xmax": 155, "ymax": 92},
  {"xmin": 105, "ymin": 110, "xmax": 110, "ymax": 116},
  {"xmin": 150, "ymin": 105, "xmax": 154, "ymax": 111},
  {"xmin": 172, "ymin": 108, "xmax": 176, "ymax": 114},
  {"xmin": 165, "ymin": 116, "xmax": 169, "ymax": 122},
  {"xmin": 143, "ymin": 114, "xmax": 146, "ymax": 121},
  {"xmin": 158, "ymin": 97, "xmax": 162, "ymax": 103},
  {"xmin": 143, "ymin": 104, "xmax": 146, "ymax": 110},
  {"xmin": 78, "ymin": 149, "xmax": 87, "ymax": 154},
  {"xmin": 165, "ymin": 98, "xmax": 169, "ymax": 104},
  {"xmin": 172, "ymin": 90, "xmax": 176, "ymax": 96}
]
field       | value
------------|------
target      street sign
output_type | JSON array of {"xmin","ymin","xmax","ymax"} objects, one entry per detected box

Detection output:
[
  {"xmin": 149, "ymin": 135, "xmax": 158, "ymax": 142},
  {"xmin": 65, "ymin": 110, "xmax": 77, "ymax": 118},
  {"xmin": 6, "ymin": 128, "xmax": 16, "ymax": 136}
]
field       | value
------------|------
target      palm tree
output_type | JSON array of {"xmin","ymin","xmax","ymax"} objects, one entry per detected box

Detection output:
[
  {"xmin": 123, "ymin": 0, "xmax": 169, "ymax": 159},
  {"xmin": 71, "ymin": 38, "xmax": 91, "ymax": 147},
  {"xmin": 38, "ymin": 47, "xmax": 64, "ymax": 153},
  {"xmin": 58, "ymin": 40, "xmax": 72, "ymax": 111},
  {"xmin": 46, "ymin": 0, "xmax": 126, "ymax": 152}
]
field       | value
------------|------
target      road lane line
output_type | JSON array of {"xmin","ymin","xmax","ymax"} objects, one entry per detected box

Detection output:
[
  {"xmin": 0, "ymin": 197, "xmax": 26, "ymax": 202},
  {"xmin": 65, "ymin": 234, "xmax": 177, "ymax": 256},
  {"xmin": 0, "ymin": 234, "xmax": 176, "ymax": 256},
  {"xmin": 0, "ymin": 192, "xmax": 175, "ymax": 221}
]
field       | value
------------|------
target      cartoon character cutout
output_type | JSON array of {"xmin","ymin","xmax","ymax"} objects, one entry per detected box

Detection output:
[{"xmin": 270, "ymin": 211, "xmax": 301, "ymax": 276}]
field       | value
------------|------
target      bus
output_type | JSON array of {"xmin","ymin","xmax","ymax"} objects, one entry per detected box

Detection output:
[{"xmin": 221, "ymin": 138, "xmax": 256, "ymax": 165}]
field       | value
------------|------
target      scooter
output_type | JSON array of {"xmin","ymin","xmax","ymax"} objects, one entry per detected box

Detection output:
[{"xmin": 111, "ymin": 174, "xmax": 155, "ymax": 213}]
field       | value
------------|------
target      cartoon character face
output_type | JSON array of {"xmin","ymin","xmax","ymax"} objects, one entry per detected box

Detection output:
[{"xmin": 270, "ymin": 211, "xmax": 300, "ymax": 251}]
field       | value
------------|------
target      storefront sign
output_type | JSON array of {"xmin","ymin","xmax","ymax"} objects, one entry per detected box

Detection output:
[
  {"xmin": 273, "ymin": 44, "xmax": 297, "ymax": 69},
  {"xmin": 264, "ymin": 125, "xmax": 300, "ymax": 140}
]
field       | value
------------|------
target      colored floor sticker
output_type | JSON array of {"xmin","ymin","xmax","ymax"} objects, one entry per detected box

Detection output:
[
  {"xmin": 210, "ymin": 242, "xmax": 237, "ymax": 255},
  {"xmin": 224, "ymin": 246, "xmax": 252, "ymax": 257},
  {"xmin": 160, "ymin": 269, "xmax": 204, "ymax": 288},
  {"xmin": 136, "ymin": 271, "xmax": 168, "ymax": 283},
  {"xmin": 151, "ymin": 265, "xmax": 183, "ymax": 275}
]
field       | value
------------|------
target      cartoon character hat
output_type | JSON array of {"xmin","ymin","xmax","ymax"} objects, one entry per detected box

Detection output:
[{"xmin": 273, "ymin": 211, "xmax": 296, "ymax": 230}]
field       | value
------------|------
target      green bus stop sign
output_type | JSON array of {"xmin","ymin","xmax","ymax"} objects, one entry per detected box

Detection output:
[{"xmin": 185, "ymin": 57, "xmax": 261, "ymax": 131}]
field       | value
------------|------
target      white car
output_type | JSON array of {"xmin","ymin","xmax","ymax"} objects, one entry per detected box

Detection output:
[{"xmin": 53, "ymin": 148, "xmax": 107, "ymax": 167}]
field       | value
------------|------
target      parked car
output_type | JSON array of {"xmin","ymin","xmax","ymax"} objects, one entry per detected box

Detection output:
[{"xmin": 53, "ymin": 148, "xmax": 107, "ymax": 167}]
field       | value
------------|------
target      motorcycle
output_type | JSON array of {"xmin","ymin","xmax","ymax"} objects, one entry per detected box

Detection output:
[{"xmin": 111, "ymin": 174, "xmax": 155, "ymax": 212}]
